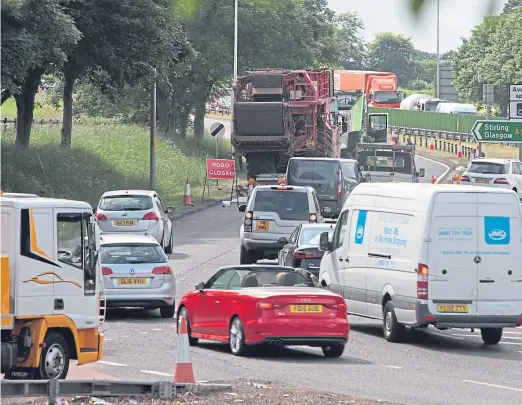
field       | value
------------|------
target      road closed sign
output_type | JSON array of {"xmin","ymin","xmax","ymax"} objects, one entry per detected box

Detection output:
[{"xmin": 206, "ymin": 158, "xmax": 236, "ymax": 180}]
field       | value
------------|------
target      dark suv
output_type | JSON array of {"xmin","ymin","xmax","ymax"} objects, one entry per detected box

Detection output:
[{"xmin": 285, "ymin": 157, "xmax": 366, "ymax": 218}]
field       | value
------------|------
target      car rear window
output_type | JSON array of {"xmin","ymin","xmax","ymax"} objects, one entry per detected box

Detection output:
[
  {"xmin": 299, "ymin": 228, "xmax": 334, "ymax": 246},
  {"xmin": 366, "ymin": 156, "xmax": 405, "ymax": 169},
  {"xmin": 468, "ymin": 162, "xmax": 508, "ymax": 174},
  {"xmin": 99, "ymin": 195, "xmax": 153, "ymax": 211},
  {"xmin": 253, "ymin": 190, "xmax": 310, "ymax": 221},
  {"xmin": 288, "ymin": 160, "xmax": 338, "ymax": 183},
  {"xmin": 100, "ymin": 244, "xmax": 166, "ymax": 264}
]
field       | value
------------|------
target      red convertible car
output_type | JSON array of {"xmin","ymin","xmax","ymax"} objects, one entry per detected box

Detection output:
[{"xmin": 176, "ymin": 265, "xmax": 349, "ymax": 357}]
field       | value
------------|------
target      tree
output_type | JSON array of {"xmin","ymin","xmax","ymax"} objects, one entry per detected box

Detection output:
[
  {"xmin": 1, "ymin": 0, "xmax": 81, "ymax": 147},
  {"xmin": 330, "ymin": 12, "xmax": 366, "ymax": 69},
  {"xmin": 59, "ymin": 0, "xmax": 186, "ymax": 148},
  {"xmin": 503, "ymin": 0, "xmax": 522, "ymax": 13},
  {"xmin": 367, "ymin": 33, "xmax": 416, "ymax": 85}
]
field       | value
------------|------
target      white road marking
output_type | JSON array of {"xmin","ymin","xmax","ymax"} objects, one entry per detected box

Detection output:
[
  {"xmin": 152, "ymin": 328, "xmax": 163, "ymax": 331},
  {"xmin": 503, "ymin": 331, "xmax": 522, "ymax": 335},
  {"xmin": 140, "ymin": 370, "xmax": 172, "ymax": 377},
  {"xmin": 517, "ymin": 351, "xmax": 522, "ymax": 354},
  {"xmin": 416, "ymin": 155, "xmax": 450, "ymax": 182},
  {"xmin": 104, "ymin": 338, "xmax": 113, "ymax": 341},
  {"xmin": 98, "ymin": 361, "xmax": 127, "ymax": 367},
  {"xmin": 384, "ymin": 365, "xmax": 402, "ymax": 369},
  {"xmin": 463, "ymin": 380, "xmax": 522, "ymax": 392},
  {"xmin": 501, "ymin": 336, "xmax": 522, "ymax": 340},
  {"xmin": 499, "ymin": 341, "xmax": 522, "ymax": 345},
  {"xmin": 139, "ymin": 331, "xmax": 148, "ymax": 334}
]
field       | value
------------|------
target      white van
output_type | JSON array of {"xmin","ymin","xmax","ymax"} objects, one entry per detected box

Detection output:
[
  {"xmin": 318, "ymin": 183, "xmax": 522, "ymax": 344},
  {"xmin": 436, "ymin": 102, "xmax": 477, "ymax": 115}
]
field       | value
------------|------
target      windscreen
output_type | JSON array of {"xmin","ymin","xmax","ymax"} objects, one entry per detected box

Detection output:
[
  {"xmin": 467, "ymin": 162, "xmax": 508, "ymax": 174},
  {"xmin": 100, "ymin": 244, "xmax": 167, "ymax": 264},
  {"xmin": 358, "ymin": 151, "xmax": 412, "ymax": 174},
  {"xmin": 99, "ymin": 195, "xmax": 153, "ymax": 211},
  {"xmin": 299, "ymin": 228, "xmax": 335, "ymax": 246},
  {"xmin": 253, "ymin": 190, "xmax": 309, "ymax": 221},
  {"xmin": 374, "ymin": 91, "xmax": 400, "ymax": 104}
]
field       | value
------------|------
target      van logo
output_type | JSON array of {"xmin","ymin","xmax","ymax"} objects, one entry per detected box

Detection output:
[
  {"xmin": 488, "ymin": 229, "xmax": 506, "ymax": 241},
  {"xmin": 356, "ymin": 226, "xmax": 364, "ymax": 239}
]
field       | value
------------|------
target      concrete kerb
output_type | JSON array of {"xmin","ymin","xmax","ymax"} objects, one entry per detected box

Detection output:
[
  {"xmin": 156, "ymin": 381, "xmax": 232, "ymax": 400},
  {"xmin": 168, "ymin": 199, "xmax": 223, "ymax": 221}
]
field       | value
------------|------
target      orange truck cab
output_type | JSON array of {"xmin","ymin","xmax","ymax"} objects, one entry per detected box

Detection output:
[{"xmin": 334, "ymin": 70, "xmax": 401, "ymax": 109}]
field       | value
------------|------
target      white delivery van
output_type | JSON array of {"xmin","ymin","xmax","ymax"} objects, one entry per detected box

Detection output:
[
  {"xmin": 436, "ymin": 102, "xmax": 477, "ymax": 115},
  {"xmin": 318, "ymin": 183, "xmax": 522, "ymax": 344}
]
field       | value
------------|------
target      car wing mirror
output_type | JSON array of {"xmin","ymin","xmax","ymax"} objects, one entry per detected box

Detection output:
[
  {"xmin": 365, "ymin": 173, "xmax": 371, "ymax": 182},
  {"xmin": 277, "ymin": 237, "xmax": 287, "ymax": 244},
  {"xmin": 195, "ymin": 282, "xmax": 205, "ymax": 292},
  {"xmin": 418, "ymin": 168, "xmax": 425, "ymax": 178},
  {"xmin": 238, "ymin": 204, "xmax": 247, "ymax": 212},
  {"xmin": 166, "ymin": 206, "xmax": 176, "ymax": 213}
]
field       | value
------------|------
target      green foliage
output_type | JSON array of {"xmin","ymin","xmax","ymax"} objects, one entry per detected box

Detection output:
[{"xmin": 0, "ymin": 123, "xmax": 232, "ymax": 207}]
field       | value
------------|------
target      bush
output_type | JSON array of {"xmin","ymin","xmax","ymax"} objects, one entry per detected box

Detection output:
[{"xmin": 1, "ymin": 123, "xmax": 232, "ymax": 207}]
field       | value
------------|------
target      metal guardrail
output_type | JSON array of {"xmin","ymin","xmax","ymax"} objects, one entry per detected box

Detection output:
[{"xmin": 1, "ymin": 379, "xmax": 180, "ymax": 405}]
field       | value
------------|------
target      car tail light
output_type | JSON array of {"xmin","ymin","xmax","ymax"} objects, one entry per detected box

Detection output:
[
  {"xmin": 325, "ymin": 302, "xmax": 346, "ymax": 310},
  {"xmin": 152, "ymin": 265, "xmax": 172, "ymax": 274},
  {"xmin": 417, "ymin": 263, "xmax": 429, "ymax": 300},
  {"xmin": 256, "ymin": 301, "xmax": 274, "ymax": 310},
  {"xmin": 295, "ymin": 251, "xmax": 318, "ymax": 259},
  {"xmin": 337, "ymin": 168, "xmax": 342, "ymax": 197},
  {"xmin": 244, "ymin": 211, "xmax": 253, "ymax": 232},
  {"xmin": 96, "ymin": 212, "xmax": 108, "ymax": 221},
  {"xmin": 459, "ymin": 175, "xmax": 470, "ymax": 183},
  {"xmin": 143, "ymin": 211, "xmax": 159, "ymax": 221},
  {"xmin": 309, "ymin": 213, "xmax": 317, "ymax": 223},
  {"xmin": 102, "ymin": 267, "xmax": 113, "ymax": 275},
  {"xmin": 494, "ymin": 178, "xmax": 509, "ymax": 184}
]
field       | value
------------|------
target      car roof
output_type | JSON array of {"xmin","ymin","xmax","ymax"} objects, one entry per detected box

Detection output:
[
  {"xmin": 300, "ymin": 223, "xmax": 335, "ymax": 230},
  {"xmin": 99, "ymin": 233, "xmax": 159, "ymax": 246},
  {"xmin": 220, "ymin": 265, "xmax": 296, "ymax": 272},
  {"xmin": 470, "ymin": 158, "xmax": 518, "ymax": 164},
  {"xmin": 101, "ymin": 190, "xmax": 156, "ymax": 198},
  {"xmin": 254, "ymin": 185, "xmax": 311, "ymax": 192}
]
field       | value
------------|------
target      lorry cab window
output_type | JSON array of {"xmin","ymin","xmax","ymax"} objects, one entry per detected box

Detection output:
[{"xmin": 57, "ymin": 213, "xmax": 84, "ymax": 269}]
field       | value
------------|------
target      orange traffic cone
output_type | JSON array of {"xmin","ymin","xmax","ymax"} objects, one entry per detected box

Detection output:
[
  {"xmin": 456, "ymin": 141, "xmax": 463, "ymax": 158},
  {"xmin": 183, "ymin": 177, "xmax": 193, "ymax": 205},
  {"xmin": 174, "ymin": 316, "xmax": 196, "ymax": 384}
]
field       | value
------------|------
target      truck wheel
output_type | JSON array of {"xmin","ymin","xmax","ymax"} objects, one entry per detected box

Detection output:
[
  {"xmin": 382, "ymin": 301, "xmax": 406, "ymax": 343},
  {"xmin": 246, "ymin": 152, "xmax": 276, "ymax": 178},
  {"xmin": 37, "ymin": 332, "xmax": 70, "ymax": 380},
  {"xmin": 481, "ymin": 328, "xmax": 503, "ymax": 345}
]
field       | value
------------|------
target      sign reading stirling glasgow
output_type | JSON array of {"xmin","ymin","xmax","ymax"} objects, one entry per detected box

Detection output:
[{"xmin": 471, "ymin": 120, "xmax": 522, "ymax": 143}]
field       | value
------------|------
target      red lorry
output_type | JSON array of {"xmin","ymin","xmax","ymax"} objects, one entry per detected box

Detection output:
[
  {"xmin": 334, "ymin": 70, "xmax": 401, "ymax": 109},
  {"xmin": 232, "ymin": 68, "xmax": 342, "ymax": 178}
]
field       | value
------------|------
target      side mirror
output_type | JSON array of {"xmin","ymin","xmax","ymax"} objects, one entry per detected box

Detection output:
[
  {"xmin": 195, "ymin": 282, "xmax": 205, "ymax": 292},
  {"xmin": 166, "ymin": 206, "xmax": 176, "ymax": 213},
  {"xmin": 238, "ymin": 204, "xmax": 247, "ymax": 212},
  {"xmin": 418, "ymin": 168, "xmax": 425, "ymax": 178},
  {"xmin": 93, "ymin": 208, "xmax": 97, "ymax": 214},
  {"xmin": 319, "ymin": 232, "xmax": 332, "ymax": 252},
  {"xmin": 365, "ymin": 173, "xmax": 371, "ymax": 182},
  {"xmin": 277, "ymin": 237, "xmax": 287, "ymax": 244}
]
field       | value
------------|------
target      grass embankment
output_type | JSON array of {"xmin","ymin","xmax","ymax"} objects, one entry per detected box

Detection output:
[
  {"xmin": 206, "ymin": 112, "xmax": 231, "ymax": 120},
  {"xmin": 1, "ymin": 123, "xmax": 235, "ymax": 209},
  {"xmin": 1, "ymin": 96, "xmax": 62, "ymax": 120}
]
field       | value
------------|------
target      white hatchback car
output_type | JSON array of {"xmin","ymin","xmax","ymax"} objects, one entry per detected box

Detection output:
[
  {"xmin": 460, "ymin": 158, "xmax": 522, "ymax": 199},
  {"xmin": 95, "ymin": 190, "xmax": 175, "ymax": 253},
  {"xmin": 100, "ymin": 233, "xmax": 176, "ymax": 318}
]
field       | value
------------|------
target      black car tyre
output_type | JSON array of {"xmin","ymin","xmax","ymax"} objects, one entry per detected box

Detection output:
[
  {"xmin": 164, "ymin": 229, "xmax": 174, "ymax": 254},
  {"xmin": 160, "ymin": 303, "xmax": 176, "ymax": 318},
  {"xmin": 240, "ymin": 246, "xmax": 253, "ymax": 264},
  {"xmin": 37, "ymin": 332, "xmax": 70, "ymax": 380},
  {"xmin": 383, "ymin": 301, "xmax": 406, "ymax": 342},
  {"xmin": 481, "ymin": 328, "xmax": 503, "ymax": 345},
  {"xmin": 322, "ymin": 344, "xmax": 345, "ymax": 358},
  {"xmin": 177, "ymin": 307, "xmax": 199, "ymax": 346},
  {"xmin": 229, "ymin": 317, "xmax": 250, "ymax": 356}
]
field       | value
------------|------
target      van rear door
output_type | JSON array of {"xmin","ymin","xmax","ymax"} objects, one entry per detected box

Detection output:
[
  {"xmin": 427, "ymin": 192, "xmax": 478, "ymax": 317},
  {"xmin": 476, "ymin": 192, "xmax": 522, "ymax": 316}
]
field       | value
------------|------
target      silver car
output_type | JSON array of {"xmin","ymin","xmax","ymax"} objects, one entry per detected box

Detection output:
[
  {"xmin": 95, "ymin": 190, "xmax": 175, "ymax": 253},
  {"xmin": 238, "ymin": 184, "xmax": 323, "ymax": 264},
  {"xmin": 99, "ymin": 233, "xmax": 176, "ymax": 318}
]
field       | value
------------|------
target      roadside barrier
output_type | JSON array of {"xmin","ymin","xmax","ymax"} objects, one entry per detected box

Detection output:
[
  {"xmin": 174, "ymin": 315, "xmax": 196, "ymax": 384},
  {"xmin": 183, "ymin": 177, "xmax": 193, "ymax": 206}
]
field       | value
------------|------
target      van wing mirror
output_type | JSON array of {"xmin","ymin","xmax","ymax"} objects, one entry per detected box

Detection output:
[
  {"xmin": 238, "ymin": 204, "xmax": 247, "ymax": 212},
  {"xmin": 319, "ymin": 232, "xmax": 332, "ymax": 252},
  {"xmin": 418, "ymin": 168, "xmax": 425, "ymax": 178}
]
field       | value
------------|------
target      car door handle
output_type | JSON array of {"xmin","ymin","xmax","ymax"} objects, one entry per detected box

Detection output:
[
  {"xmin": 338, "ymin": 257, "xmax": 344, "ymax": 262},
  {"xmin": 479, "ymin": 279, "xmax": 495, "ymax": 283}
]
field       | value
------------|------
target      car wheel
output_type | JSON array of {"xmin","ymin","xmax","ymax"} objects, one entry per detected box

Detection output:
[
  {"xmin": 160, "ymin": 304, "xmax": 176, "ymax": 319},
  {"xmin": 240, "ymin": 246, "xmax": 253, "ymax": 264},
  {"xmin": 229, "ymin": 317, "xmax": 250, "ymax": 356},
  {"xmin": 481, "ymin": 328, "xmax": 503, "ymax": 345},
  {"xmin": 164, "ymin": 228, "xmax": 174, "ymax": 254},
  {"xmin": 36, "ymin": 332, "xmax": 70, "ymax": 380},
  {"xmin": 177, "ymin": 307, "xmax": 199, "ymax": 346},
  {"xmin": 321, "ymin": 344, "xmax": 345, "ymax": 358},
  {"xmin": 382, "ymin": 301, "xmax": 406, "ymax": 342}
]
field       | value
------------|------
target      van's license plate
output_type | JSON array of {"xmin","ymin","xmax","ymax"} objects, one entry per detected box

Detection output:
[{"xmin": 436, "ymin": 304, "xmax": 468, "ymax": 313}]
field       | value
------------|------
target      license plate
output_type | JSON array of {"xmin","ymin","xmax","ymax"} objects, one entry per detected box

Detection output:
[
  {"xmin": 117, "ymin": 278, "xmax": 147, "ymax": 285},
  {"xmin": 474, "ymin": 178, "xmax": 489, "ymax": 184},
  {"xmin": 436, "ymin": 304, "xmax": 469, "ymax": 313},
  {"xmin": 290, "ymin": 304, "xmax": 323, "ymax": 313},
  {"xmin": 113, "ymin": 220, "xmax": 137, "ymax": 226},
  {"xmin": 256, "ymin": 220, "xmax": 269, "ymax": 231}
]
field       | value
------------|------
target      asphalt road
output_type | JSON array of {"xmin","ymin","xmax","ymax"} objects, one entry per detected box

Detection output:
[{"xmin": 89, "ymin": 201, "xmax": 521, "ymax": 405}]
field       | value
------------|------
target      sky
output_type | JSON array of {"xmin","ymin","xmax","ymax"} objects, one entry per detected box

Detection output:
[{"xmin": 327, "ymin": 0, "xmax": 508, "ymax": 54}]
